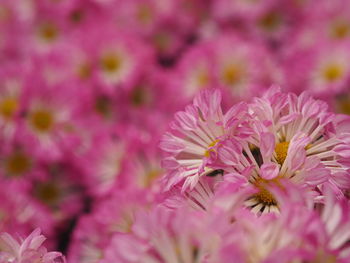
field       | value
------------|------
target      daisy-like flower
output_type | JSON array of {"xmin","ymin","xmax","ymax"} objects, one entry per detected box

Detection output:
[
  {"xmin": 19, "ymin": 81, "xmax": 79, "ymax": 161},
  {"xmin": 214, "ymin": 183, "xmax": 350, "ymax": 263},
  {"xmin": 173, "ymin": 35, "xmax": 281, "ymax": 102},
  {"xmin": 0, "ymin": 80, "xmax": 21, "ymax": 137},
  {"xmin": 160, "ymin": 89, "xmax": 250, "ymax": 191},
  {"xmin": 282, "ymin": 36, "xmax": 350, "ymax": 97},
  {"xmin": 77, "ymin": 23, "xmax": 153, "ymax": 90},
  {"xmin": 68, "ymin": 190, "xmax": 150, "ymax": 263},
  {"xmin": 212, "ymin": 36, "xmax": 281, "ymax": 97},
  {"xmin": 80, "ymin": 133, "xmax": 127, "ymax": 198},
  {"xmin": 0, "ymin": 228, "xmax": 66, "ymax": 263},
  {"xmin": 0, "ymin": 181, "xmax": 55, "ymax": 243},
  {"xmin": 300, "ymin": 0, "xmax": 350, "ymax": 43},
  {"xmin": 100, "ymin": 205, "xmax": 220, "ymax": 263},
  {"xmin": 218, "ymin": 87, "xmax": 350, "ymax": 213}
]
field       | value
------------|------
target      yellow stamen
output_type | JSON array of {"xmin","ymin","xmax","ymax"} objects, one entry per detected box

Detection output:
[
  {"xmin": 143, "ymin": 169, "xmax": 162, "ymax": 188},
  {"xmin": 275, "ymin": 141, "xmax": 289, "ymax": 165},
  {"xmin": 222, "ymin": 64, "xmax": 243, "ymax": 86},
  {"xmin": 35, "ymin": 182, "xmax": 60, "ymax": 205},
  {"xmin": 30, "ymin": 109, "xmax": 54, "ymax": 132},
  {"xmin": 0, "ymin": 97, "xmax": 18, "ymax": 119},
  {"xmin": 101, "ymin": 53, "xmax": 122, "ymax": 73},
  {"xmin": 5, "ymin": 151, "xmax": 32, "ymax": 176},
  {"xmin": 131, "ymin": 86, "xmax": 149, "ymax": 106},
  {"xmin": 259, "ymin": 12, "xmax": 281, "ymax": 31},
  {"xmin": 77, "ymin": 63, "xmax": 92, "ymax": 79},
  {"xmin": 253, "ymin": 177, "xmax": 281, "ymax": 206},
  {"xmin": 332, "ymin": 22, "xmax": 350, "ymax": 39},
  {"xmin": 337, "ymin": 95, "xmax": 350, "ymax": 115},
  {"xmin": 323, "ymin": 64, "xmax": 344, "ymax": 82},
  {"xmin": 204, "ymin": 139, "xmax": 220, "ymax": 157},
  {"xmin": 197, "ymin": 70, "xmax": 210, "ymax": 87},
  {"xmin": 39, "ymin": 23, "xmax": 59, "ymax": 42}
]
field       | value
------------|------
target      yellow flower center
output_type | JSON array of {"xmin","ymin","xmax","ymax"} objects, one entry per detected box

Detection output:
[
  {"xmin": 253, "ymin": 177, "xmax": 280, "ymax": 206},
  {"xmin": 77, "ymin": 63, "xmax": 92, "ymax": 79},
  {"xmin": 204, "ymin": 139, "xmax": 220, "ymax": 157},
  {"xmin": 323, "ymin": 64, "xmax": 344, "ymax": 82},
  {"xmin": 30, "ymin": 109, "xmax": 54, "ymax": 133},
  {"xmin": 0, "ymin": 97, "xmax": 18, "ymax": 119},
  {"xmin": 35, "ymin": 182, "xmax": 60, "ymax": 205},
  {"xmin": 197, "ymin": 70, "xmax": 210, "ymax": 87},
  {"xmin": 5, "ymin": 151, "xmax": 32, "ymax": 176},
  {"xmin": 39, "ymin": 23, "xmax": 59, "ymax": 42},
  {"xmin": 142, "ymin": 169, "xmax": 162, "ymax": 188},
  {"xmin": 332, "ymin": 22, "xmax": 350, "ymax": 39},
  {"xmin": 337, "ymin": 95, "xmax": 350, "ymax": 115},
  {"xmin": 222, "ymin": 64, "xmax": 243, "ymax": 86},
  {"xmin": 275, "ymin": 141, "xmax": 289, "ymax": 165},
  {"xmin": 259, "ymin": 12, "xmax": 282, "ymax": 31},
  {"xmin": 131, "ymin": 86, "xmax": 150, "ymax": 106},
  {"xmin": 101, "ymin": 53, "xmax": 122, "ymax": 73},
  {"xmin": 136, "ymin": 5, "xmax": 153, "ymax": 24}
]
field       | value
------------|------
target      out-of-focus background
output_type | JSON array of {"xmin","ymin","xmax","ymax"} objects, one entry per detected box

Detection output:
[{"xmin": 0, "ymin": 0, "xmax": 349, "ymax": 259}]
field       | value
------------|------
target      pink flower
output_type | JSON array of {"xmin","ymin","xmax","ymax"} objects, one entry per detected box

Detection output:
[
  {"xmin": 68, "ymin": 190, "xmax": 151, "ymax": 263},
  {"xmin": 214, "ymin": 183, "xmax": 350, "ymax": 263},
  {"xmin": 160, "ymin": 88, "xmax": 249, "ymax": 191},
  {"xmin": 101, "ymin": 205, "xmax": 220, "ymax": 263},
  {"xmin": 282, "ymin": 40, "xmax": 350, "ymax": 97},
  {"xmin": 215, "ymin": 87, "xmax": 350, "ymax": 213},
  {"xmin": 172, "ymin": 35, "xmax": 282, "ymax": 102},
  {"xmin": 0, "ymin": 228, "xmax": 65, "ymax": 263}
]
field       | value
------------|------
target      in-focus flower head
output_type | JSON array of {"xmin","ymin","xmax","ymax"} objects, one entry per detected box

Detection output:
[
  {"xmin": 217, "ymin": 87, "xmax": 350, "ymax": 213},
  {"xmin": 162, "ymin": 87, "xmax": 350, "ymax": 214},
  {"xmin": 160, "ymin": 88, "xmax": 251, "ymax": 191}
]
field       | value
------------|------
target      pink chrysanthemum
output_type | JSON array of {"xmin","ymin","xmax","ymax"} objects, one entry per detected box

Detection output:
[
  {"xmin": 160, "ymin": 89, "xmax": 250, "ymax": 191},
  {"xmin": 0, "ymin": 228, "xmax": 66, "ymax": 263},
  {"xmin": 217, "ymin": 87, "xmax": 350, "ymax": 213}
]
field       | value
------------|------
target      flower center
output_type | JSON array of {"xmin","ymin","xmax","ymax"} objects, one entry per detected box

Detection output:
[
  {"xmin": 196, "ymin": 70, "xmax": 210, "ymax": 87},
  {"xmin": 30, "ymin": 109, "xmax": 54, "ymax": 132},
  {"xmin": 222, "ymin": 64, "xmax": 243, "ymax": 86},
  {"xmin": 253, "ymin": 178, "xmax": 278, "ymax": 206},
  {"xmin": 136, "ymin": 5, "xmax": 153, "ymax": 24},
  {"xmin": 275, "ymin": 141, "xmax": 289, "ymax": 165},
  {"xmin": 323, "ymin": 64, "xmax": 344, "ymax": 82},
  {"xmin": 35, "ymin": 182, "xmax": 60, "ymax": 205},
  {"xmin": 131, "ymin": 86, "xmax": 150, "ymax": 106},
  {"xmin": 5, "ymin": 151, "xmax": 32, "ymax": 176},
  {"xmin": 39, "ymin": 23, "xmax": 59, "ymax": 42},
  {"xmin": 332, "ymin": 22, "xmax": 350, "ymax": 39},
  {"xmin": 336, "ymin": 95, "xmax": 350, "ymax": 115},
  {"xmin": 204, "ymin": 139, "xmax": 220, "ymax": 157},
  {"xmin": 259, "ymin": 12, "xmax": 282, "ymax": 31},
  {"xmin": 101, "ymin": 53, "xmax": 122, "ymax": 73},
  {"xmin": 77, "ymin": 62, "xmax": 92, "ymax": 80},
  {"xmin": 0, "ymin": 97, "xmax": 18, "ymax": 119}
]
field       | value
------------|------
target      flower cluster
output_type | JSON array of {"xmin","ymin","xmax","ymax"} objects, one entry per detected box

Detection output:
[{"xmin": 1, "ymin": 0, "xmax": 350, "ymax": 262}]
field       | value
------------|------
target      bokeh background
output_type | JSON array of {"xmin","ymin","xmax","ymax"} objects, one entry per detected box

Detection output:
[{"xmin": 0, "ymin": 0, "xmax": 350, "ymax": 260}]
